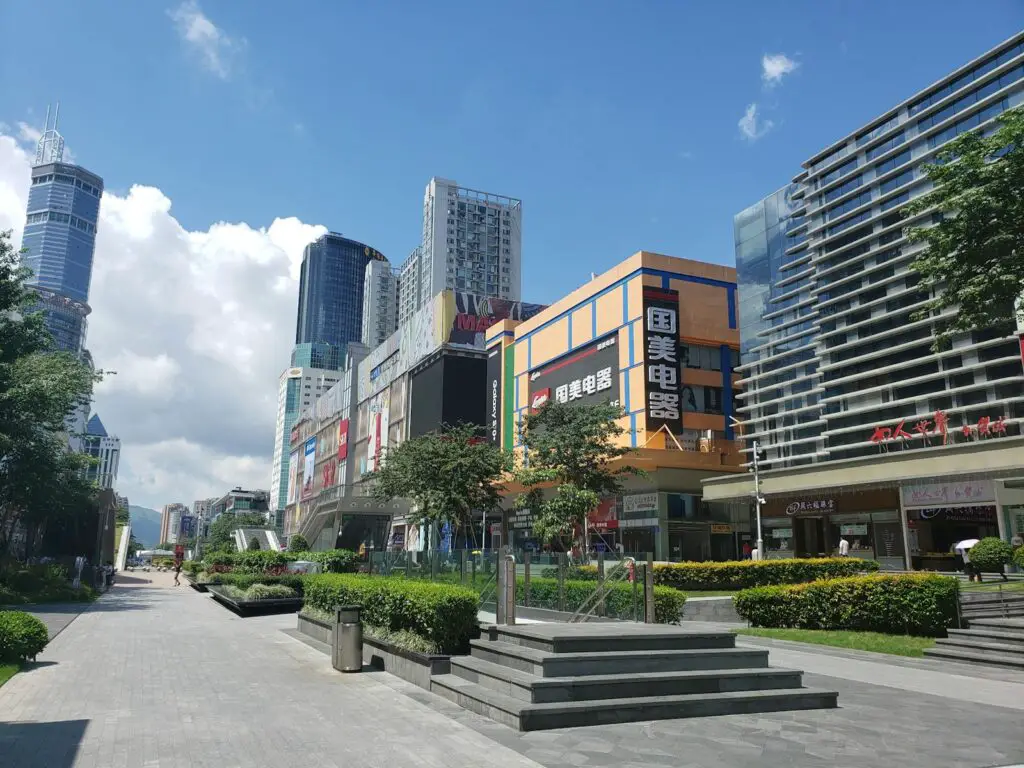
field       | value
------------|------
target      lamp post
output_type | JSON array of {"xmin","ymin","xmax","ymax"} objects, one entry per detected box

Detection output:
[{"xmin": 731, "ymin": 417, "xmax": 765, "ymax": 561}]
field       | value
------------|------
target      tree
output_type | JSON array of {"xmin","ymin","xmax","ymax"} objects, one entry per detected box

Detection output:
[
  {"xmin": 288, "ymin": 534, "xmax": 309, "ymax": 552},
  {"xmin": 202, "ymin": 511, "xmax": 266, "ymax": 553},
  {"xmin": 0, "ymin": 230, "xmax": 101, "ymax": 558},
  {"xmin": 247, "ymin": 536, "xmax": 261, "ymax": 551},
  {"xmin": 968, "ymin": 537, "xmax": 1012, "ymax": 574},
  {"xmin": 905, "ymin": 106, "xmax": 1024, "ymax": 349},
  {"xmin": 514, "ymin": 401, "xmax": 641, "ymax": 549},
  {"xmin": 372, "ymin": 422, "xmax": 509, "ymax": 544}
]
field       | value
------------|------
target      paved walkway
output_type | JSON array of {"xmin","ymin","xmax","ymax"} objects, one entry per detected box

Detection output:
[{"xmin": 2, "ymin": 576, "xmax": 1023, "ymax": 768}]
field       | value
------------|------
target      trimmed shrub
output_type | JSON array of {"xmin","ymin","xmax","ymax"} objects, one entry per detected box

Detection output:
[
  {"xmin": 288, "ymin": 535, "xmax": 309, "ymax": 552},
  {"xmin": 734, "ymin": 574, "xmax": 959, "ymax": 637},
  {"xmin": 304, "ymin": 574, "xmax": 479, "ymax": 654},
  {"xmin": 301, "ymin": 549, "xmax": 360, "ymax": 573},
  {"xmin": 247, "ymin": 537, "xmax": 262, "ymax": 551},
  {"xmin": 968, "ymin": 537, "xmax": 1013, "ymax": 573},
  {"xmin": 512, "ymin": 577, "xmax": 685, "ymax": 623},
  {"xmin": 245, "ymin": 584, "xmax": 297, "ymax": 600},
  {"xmin": 1014, "ymin": 546, "xmax": 1024, "ymax": 569},
  {"xmin": 0, "ymin": 611, "xmax": 49, "ymax": 662},
  {"xmin": 207, "ymin": 572, "xmax": 307, "ymax": 594}
]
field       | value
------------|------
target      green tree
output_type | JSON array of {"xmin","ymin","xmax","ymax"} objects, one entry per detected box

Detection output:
[
  {"xmin": 202, "ymin": 511, "xmax": 265, "ymax": 553},
  {"xmin": 0, "ymin": 230, "xmax": 100, "ymax": 558},
  {"xmin": 372, "ymin": 422, "xmax": 509, "ymax": 544},
  {"xmin": 905, "ymin": 106, "xmax": 1024, "ymax": 349},
  {"xmin": 247, "ymin": 536, "xmax": 261, "ymax": 551},
  {"xmin": 288, "ymin": 534, "xmax": 309, "ymax": 552},
  {"xmin": 514, "ymin": 401, "xmax": 641, "ymax": 549}
]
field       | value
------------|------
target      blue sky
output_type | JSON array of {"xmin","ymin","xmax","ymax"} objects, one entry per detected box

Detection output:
[{"xmin": 2, "ymin": 1, "xmax": 1021, "ymax": 306}]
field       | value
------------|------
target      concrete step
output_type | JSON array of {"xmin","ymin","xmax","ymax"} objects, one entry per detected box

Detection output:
[
  {"xmin": 946, "ymin": 627, "xmax": 1024, "ymax": 649},
  {"xmin": 962, "ymin": 608, "xmax": 1024, "ymax": 621},
  {"xmin": 489, "ymin": 623, "xmax": 735, "ymax": 654},
  {"xmin": 430, "ymin": 674, "xmax": 838, "ymax": 731},
  {"xmin": 469, "ymin": 639, "xmax": 769, "ymax": 677},
  {"xmin": 967, "ymin": 617, "xmax": 1024, "ymax": 632},
  {"xmin": 450, "ymin": 654, "xmax": 804, "ymax": 703},
  {"xmin": 681, "ymin": 597, "xmax": 741, "ymax": 624},
  {"xmin": 923, "ymin": 645, "xmax": 1024, "ymax": 670},
  {"xmin": 933, "ymin": 637, "xmax": 1024, "ymax": 658}
]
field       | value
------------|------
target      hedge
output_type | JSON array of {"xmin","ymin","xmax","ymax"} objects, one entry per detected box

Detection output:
[
  {"xmin": 734, "ymin": 574, "xmax": 959, "ymax": 636},
  {"xmin": 204, "ymin": 572, "xmax": 307, "ymax": 594},
  {"xmin": 1015, "ymin": 546, "xmax": 1024, "ymax": 569},
  {"xmin": 196, "ymin": 549, "xmax": 358, "ymax": 575},
  {"xmin": 0, "ymin": 611, "xmax": 49, "ymax": 663},
  {"xmin": 968, "ymin": 537, "xmax": 1013, "ymax": 572},
  {"xmin": 304, "ymin": 574, "xmax": 479, "ymax": 654},
  {"xmin": 543, "ymin": 558, "xmax": 879, "ymax": 590},
  {"xmin": 512, "ymin": 577, "xmax": 685, "ymax": 624}
]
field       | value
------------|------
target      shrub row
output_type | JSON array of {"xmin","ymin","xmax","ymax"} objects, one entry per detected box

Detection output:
[
  {"xmin": 734, "ymin": 574, "xmax": 959, "ymax": 636},
  {"xmin": 219, "ymin": 583, "xmax": 298, "ymax": 601},
  {"xmin": 0, "ymin": 611, "xmax": 49, "ymax": 663},
  {"xmin": 511, "ymin": 577, "xmax": 685, "ymax": 624},
  {"xmin": 304, "ymin": 574, "xmax": 479, "ymax": 654},
  {"xmin": 542, "ymin": 558, "xmax": 879, "ymax": 590},
  {"xmin": 196, "ymin": 549, "xmax": 358, "ymax": 575},
  {"xmin": 203, "ymin": 572, "xmax": 308, "ymax": 595}
]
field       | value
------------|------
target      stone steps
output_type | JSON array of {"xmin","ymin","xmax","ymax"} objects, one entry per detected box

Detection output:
[
  {"xmin": 432, "ymin": 623, "xmax": 837, "ymax": 730},
  {"xmin": 923, "ymin": 617, "xmax": 1024, "ymax": 670},
  {"xmin": 681, "ymin": 596, "xmax": 742, "ymax": 623}
]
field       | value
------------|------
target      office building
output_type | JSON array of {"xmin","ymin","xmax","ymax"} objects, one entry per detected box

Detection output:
[
  {"xmin": 82, "ymin": 414, "xmax": 120, "ymax": 490},
  {"xmin": 209, "ymin": 488, "xmax": 270, "ymax": 520},
  {"xmin": 20, "ymin": 106, "xmax": 103, "ymax": 355},
  {"xmin": 361, "ymin": 258, "xmax": 398, "ymax": 348},
  {"xmin": 706, "ymin": 33, "xmax": 1024, "ymax": 567},
  {"xmin": 295, "ymin": 233, "xmax": 386, "ymax": 349},
  {"xmin": 405, "ymin": 177, "xmax": 522, "ymax": 318},
  {"xmin": 159, "ymin": 503, "xmax": 188, "ymax": 547}
]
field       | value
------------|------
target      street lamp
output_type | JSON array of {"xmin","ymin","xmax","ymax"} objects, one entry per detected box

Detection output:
[{"xmin": 731, "ymin": 416, "xmax": 765, "ymax": 561}]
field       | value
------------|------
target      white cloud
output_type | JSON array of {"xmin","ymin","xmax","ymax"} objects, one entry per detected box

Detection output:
[
  {"xmin": 168, "ymin": 0, "xmax": 246, "ymax": 80},
  {"xmin": 738, "ymin": 103, "xmax": 774, "ymax": 141},
  {"xmin": 761, "ymin": 53, "xmax": 799, "ymax": 87},
  {"xmin": 0, "ymin": 125, "xmax": 326, "ymax": 508}
]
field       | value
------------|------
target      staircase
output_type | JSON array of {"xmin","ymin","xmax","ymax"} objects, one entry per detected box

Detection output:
[
  {"xmin": 959, "ymin": 589, "xmax": 1024, "ymax": 621},
  {"xmin": 924, "ymin": 618, "xmax": 1024, "ymax": 670},
  {"xmin": 431, "ymin": 623, "xmax": 837, "ymax": 731}
]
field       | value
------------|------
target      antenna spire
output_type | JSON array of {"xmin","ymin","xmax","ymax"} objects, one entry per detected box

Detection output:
[{"xmin": 34, "ymin": 102, "xmax": 66, "ymax": 167}]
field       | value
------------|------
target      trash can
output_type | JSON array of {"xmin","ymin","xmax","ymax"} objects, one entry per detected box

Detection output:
[{"xmin": 332, "ymin": 605, "xmax": 363, "ymax": 673}]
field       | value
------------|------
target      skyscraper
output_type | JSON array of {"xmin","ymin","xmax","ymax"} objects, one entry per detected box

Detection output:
[
  {"xmin": 82, "ymin": 413, "xmax": 120, "ymax": 490},
  {"xmin": 396, "ymin": 246, "xmax": 422, "ymax": 328},
  {"xmin": 295, "ymin": 233, "xmax": 386, "ymax": 349},
  {"xmin": 20, "ymin": 105, "xmax": 103, "ymax": 355},
  {"xmin": 360, "ymin": 259, "xmax": 398, "ymax": 348},
  {"xmin": 401, "ymin": 178, "xmax": 522, "ymax": 320}
]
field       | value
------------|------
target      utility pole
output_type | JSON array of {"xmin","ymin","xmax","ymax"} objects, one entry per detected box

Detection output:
[{"xmin": 731, "ymin": 416, "xmax": 765, "ymax": 560}]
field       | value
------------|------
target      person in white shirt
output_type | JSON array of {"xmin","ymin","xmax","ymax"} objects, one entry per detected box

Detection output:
[{"xmin": 838, "ymin": 537, "xmax": 850, "ymax": 557}]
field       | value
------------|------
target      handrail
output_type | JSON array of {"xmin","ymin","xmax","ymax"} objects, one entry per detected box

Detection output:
[{"xmin": 568, "ymin": 557, "xmax": 636, "ymax": 623}]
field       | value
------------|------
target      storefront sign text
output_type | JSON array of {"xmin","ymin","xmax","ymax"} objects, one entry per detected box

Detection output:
[
  {"xmin": 623, "ymin": 492, "xmax": 659, "ymax": 515},
  {"xmin": 641, "ymin": 287, "xmax": 684, "ymax": 433},
  {"xmin": 870, "ymin": 409, "xmax": 1008, "ymax": 450},
  {"xmin": 710, "ymin": 523, "xmax": 733, "ymax": 534},
  {"xmin": 917, "ymin": 505, "xmax": 997, "ymax": 523},
  {"xmin": 902, "ymin": 480, "xmax": 994, "ymax": 507},
  {"xmin": 785, "ymin": 499, "xmax": 835, "ymax": 515}
]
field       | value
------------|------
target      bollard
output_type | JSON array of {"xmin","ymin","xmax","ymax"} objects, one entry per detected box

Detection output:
[
  {"xmin": 503, "ymin": 556, "xmax": 516, "ymax": 625},
  {"xmin": 495, "ymin": 553, "xmax": 506, "ymax": 624},
  {"xmin": 644, "ymin": 552, "xmax": 655, "ymax": 624},
  {"xmin": 524, "ymin": 551, "xmax": 531, "ymax": 607},
  {"xmin": 557, "ymin": 552, "xmax": 567, "ymax": 612},
  {"xmin": 461, "ymin": 549, "xmax": 468, "ymax": 585},
  {"xmin": 597, "ymin": 552, "xmax": 606, "ymax": 618},
  {"xmin": 333, "ymin": 605, "xmax": 363, "ymax": 673}
]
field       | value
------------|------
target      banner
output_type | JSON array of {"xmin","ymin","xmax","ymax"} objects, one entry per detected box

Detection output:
[
  {"xmin": 641, "ymin": 287, "xmax": 683, "ymax": 434},
  {"xmin": 301, "ymin": 437, "xmax": 316, "ymax": 500},
  {"xmin": 447, "ymin": 293, "xmax": 546, "ymax": 347},
  {"xmin": 178, "ymin": 515, "xmax": 195, "ymax": 539},
  {"xmin": 287, "ymin": 450, "xmax": 300, "ymax": 505},
  {"xmin": 337, "ymin": 418, "xmax": 349, "ymax": 460},
  {"xmin": 486, "ymin": 345, "xmax": 503, "ymax": 444}
]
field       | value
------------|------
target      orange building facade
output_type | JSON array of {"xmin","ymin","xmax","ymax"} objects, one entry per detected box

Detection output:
[{"xmin": 485, "ymin": 251, "xmax": 750, "ymax": 562}]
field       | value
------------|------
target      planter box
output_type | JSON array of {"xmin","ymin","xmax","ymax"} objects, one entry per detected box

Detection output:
[
  {"xmin": 295, "ymin": 612, "xmax": 450, "ymax": 690},
  {"xmin": 208, "ymin": 586, "xmax": 302, "ymax": 617},
  {"xmin": 185, "ymin": 577, "xmax": 209, "ymax": 593}
]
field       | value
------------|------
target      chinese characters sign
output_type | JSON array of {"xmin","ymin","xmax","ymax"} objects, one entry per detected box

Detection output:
[
  {"xmin": 642, "ymin": 287, "xmax": 683, "ymax": 433},
  {"xmin": 870, "ymin": 410, "xmax": 1009, "ymax": 451},
  {"xmin": 901, "ymin": 480, "xmax": 995, "ymax": 508},
  {"xmin": 528, "ymin": 334, "xmax": 620, "ymax": 412},
  {"xmin": 785, "ymin": 499, "xmax": 836, "ymax": 515}
]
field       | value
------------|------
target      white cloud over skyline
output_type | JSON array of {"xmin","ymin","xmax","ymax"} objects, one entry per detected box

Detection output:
[
  {"xmin": 168, "ymin": 0, "xmax": 247, "ymax": 81},
  {"xmin": 738, "ymin": 103, "xmax": 774, "ymax": 141},
  {"xmin": 0, "ymin": 128, "xmax": 325, "ymax": 510},
  {"xmin": 761, "ymin": 53, "xmax": 799, "ymax": 87}
]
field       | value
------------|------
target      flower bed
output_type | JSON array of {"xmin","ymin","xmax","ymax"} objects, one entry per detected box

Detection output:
[
  {"xmin": 734, "ymin": 574, "xmax": 959, "ymax": 637},
  {"xmin": 303, "ymin": 574, "xmax": 479, "ymax": 655}
]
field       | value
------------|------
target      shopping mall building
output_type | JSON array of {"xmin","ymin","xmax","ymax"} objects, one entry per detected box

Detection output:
[
  {"xmin": 486, "ymin": 251, "xmax": 750, "ymax": 561},
  {"xmin": 703, "ymin": 32, "xmax": 1024, "ymax": 569}
]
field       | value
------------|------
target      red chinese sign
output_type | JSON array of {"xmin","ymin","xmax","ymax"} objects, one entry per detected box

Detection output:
[{"xmin": 871, "ymin": 410, "xmax": 1007, "ymax": 451}]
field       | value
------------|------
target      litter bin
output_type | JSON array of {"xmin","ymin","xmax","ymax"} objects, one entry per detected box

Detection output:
[{"xmin": 332, "ymin": 605, "xmax": 363, "ymax": 673}]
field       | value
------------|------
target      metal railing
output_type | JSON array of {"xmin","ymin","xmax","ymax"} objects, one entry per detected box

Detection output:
[{"xmin": 568, "ymin": 556, "xmax": 637, "ymax": 623}]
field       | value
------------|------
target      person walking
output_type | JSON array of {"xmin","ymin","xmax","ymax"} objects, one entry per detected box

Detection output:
[
  {"xmin": 838, "ymin": 537, "xmax": 850, "ymax": 557},
  {"xmin": 173, "ymin": 560, "xmax": 182, "ymax": 586}
]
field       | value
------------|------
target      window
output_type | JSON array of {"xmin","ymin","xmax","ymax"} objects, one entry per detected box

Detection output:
[
  {"xmin": 856, "ymin": 115, "xmax": 900, "ymax": 147},
  {"xmin": 874, "ymin": 149, "xmax": 912, "ymax": 175},
  {"xmin": 820, "ymin": 157, "xmax": 859, "ymax": 186},
  {"xmin": 826, "ymin": 190, "xmax": 872, "ymax": 221},
  {"xmin": 881, "ymin": 192, "xmax": 910, "ymax": 212},
  {"xmin": 827, "ymin": 210, "xmax": 871, "ymax": 237},
  {"xmin": 823, "ymin": 175, "xmax": 863, "ymax": 203},
  {"xmin": 865, "ymin": 132, "xmax": 906, "ymax": 161}
]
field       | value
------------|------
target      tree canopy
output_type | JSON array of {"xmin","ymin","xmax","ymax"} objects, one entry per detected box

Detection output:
[
  {"xmin": 371, "ymin": 422, "xmax": 509, "ymax": 541},
  {"xmin": 514, "ymin": 401, "xmax": 641, "ymax": 547},
  {"xmin": 906, "ymin": 106, "xmax": 1024, "ymax": 348}
]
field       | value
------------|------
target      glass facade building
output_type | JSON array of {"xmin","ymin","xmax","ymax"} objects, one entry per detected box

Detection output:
[
  {"xmin": 295, "ymin": 233, "xmax": 385, "ymax": 349},
  {"xmin": 21, "ymin": 161, "xmax": 104, "ymax": 353},
  {"xmin": 734, "ymin": 33, "xmax": 1024, "ymax": 470}
]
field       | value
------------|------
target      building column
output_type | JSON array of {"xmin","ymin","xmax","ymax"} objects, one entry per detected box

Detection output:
[{"xmin": 897, "ymin": 487, "xmax": 914, "ymax": 571}]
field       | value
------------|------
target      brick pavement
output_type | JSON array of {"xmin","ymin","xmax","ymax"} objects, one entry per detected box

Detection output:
[{"xmin": 0, "ymin": 575, "xmax": 545, "ymax": 768}]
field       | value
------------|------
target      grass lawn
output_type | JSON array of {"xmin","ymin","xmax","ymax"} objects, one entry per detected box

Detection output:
[
  {"xmin": 0, "ymin": 663, "xmax": 19, "ymax": 688},
  {"xmin": 735, "ymin": 627, "xmax": 936, "ymax": 657}
]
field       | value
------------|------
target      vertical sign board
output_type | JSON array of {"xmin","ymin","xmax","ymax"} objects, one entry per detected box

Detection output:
[
  {"xmin": 301, "ymin": 437, "xmax": 316, "ymax": 500},
  {"xmin": 486, "ymin": 345, "xmax": 503, "ymax": 444},
  {"xmin": 642, "ymin": 287, "xmax": 683, "ymax": 434},
  {"xmin": 337, "ymin": 419, "xmax": 349, "ymax": 461}
]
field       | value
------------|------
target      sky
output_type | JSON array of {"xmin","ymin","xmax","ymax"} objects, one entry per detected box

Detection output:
[{"xmin": 0, "ymin": 1, "xmax": 1021, "ymax": 510}]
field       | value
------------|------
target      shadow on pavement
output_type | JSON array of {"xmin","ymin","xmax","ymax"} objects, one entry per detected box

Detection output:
[
  {"xmin": 0, "ymin": 719, "xmax": 89, "ymax": 768},
  {"xmin": 21, "ymin": 660, "xmax": 59, "ymax": 671}
]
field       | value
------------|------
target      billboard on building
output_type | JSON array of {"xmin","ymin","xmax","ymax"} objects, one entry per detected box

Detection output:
[
  {"xmin": 447, "ymin": 293, "xmax": 546, "ymax": 347},
  {"xmin": 287, "ymin": 450, "xmax": 300, "ymax": 505},
  {"xmin": 337, "ymin": 418, "xmax": 350, "ymax": 460},
  {"xmin": 641, "ymin": 287, "xmax": 683, "ymax": 434},
  {"xmin": 301, "ymin": 437, "xmax": 316, "ymax": 500},
  {"xmin": 366, "ymin": 390, "xmax": 391, "ymax": 473},
  {"xmin": 528, "ymin": 334, "xmax": 620, "ymax": 411},
  {"xmin": 486, "ymin": 345, "xmax": 503, "ymax": 444},
  {"xmin": 178, "ymin": 515, "xmax": 195, "ymax": 539}
]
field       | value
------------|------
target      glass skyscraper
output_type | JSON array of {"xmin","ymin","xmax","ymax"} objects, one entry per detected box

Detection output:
[
  {"xmin": 20, "ymin": 110, "xmax": 103, "ymax": 355},
  {"xmin": 295, "ymin": 233, "xmax": 386, "ymax": 349}
]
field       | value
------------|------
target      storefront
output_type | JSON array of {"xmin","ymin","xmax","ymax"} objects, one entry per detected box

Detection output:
[{"xmin": 902, "ymin": 480, "xmax": 1001, "ymax": 571}]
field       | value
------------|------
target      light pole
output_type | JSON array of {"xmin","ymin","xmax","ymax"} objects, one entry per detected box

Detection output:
[{"xmin": 731, "ymin": 417, "xmax": 765, "ymax": 560}]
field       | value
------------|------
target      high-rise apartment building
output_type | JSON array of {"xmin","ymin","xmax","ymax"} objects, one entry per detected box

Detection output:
[
  {"xmin": 396, "ymin": 247, "xmax": 422, "ymax": 328},
  {"xmin": 361, "ymin": 259, "xmax": 398, "ymax": 348},
  {"xmin": 295, "ymin": 233, "xmax": 386, "ymax": 349},
  {"xmin": 20, "ymin": 106, "xmax": 103, "ymax": 355},
  {"xmin": 159, "ymin": 503, "xmax": 188, "ymax": 547},
  {"xmin": 82, "ymin": 414, "xmax": 120, "ymax": 490},
  {"xmin": 406, "ymin": 177, "xmax": 522, "ymax": 315}
]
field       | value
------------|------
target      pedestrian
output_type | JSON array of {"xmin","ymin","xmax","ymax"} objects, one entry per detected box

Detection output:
[
  {"xmin": 173, "ymin": 560, "xmax": 182, "ymax": 586},
  {"xmin": 742, "ymin": 541, "xmax": 752, "ymax": 560},
  {"xmin": 838, "ymin": 537, "xmax": 850, "ymax": 557}
]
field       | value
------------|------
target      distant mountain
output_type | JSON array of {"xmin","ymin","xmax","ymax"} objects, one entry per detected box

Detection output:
[{"xmin": 129, "ymin": 505, "xmax": 162, "ymax": 549}]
